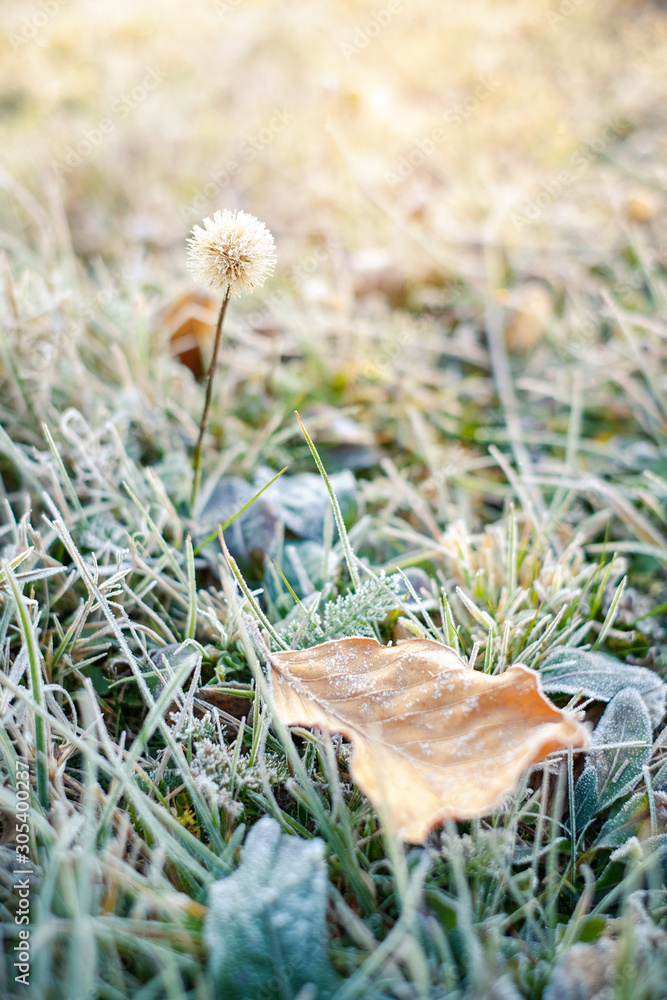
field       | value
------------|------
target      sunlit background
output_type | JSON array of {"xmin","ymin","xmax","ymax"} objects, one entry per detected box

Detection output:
[
  {"xmin": 3, "ymin": 0, "xmax": 666, "ymax": 278},
  {"xmin": 2, "ymin": 0, "xmax": 667, "ymax": 526}
]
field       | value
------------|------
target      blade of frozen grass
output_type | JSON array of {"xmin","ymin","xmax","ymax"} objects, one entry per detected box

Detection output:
[
  {"xmin": 397, "ymin": 568, "xmax": 444, "ymax": 644},
  {"xmin": 546, "ymin": 764, "xmax": 567, "ymax": 942},
  {"xmin": 0, "ymin": 670, "xmax": 232, "ymax": 878},
  {"xmin": 643, "ymin": 764, "xmax": 657, "ymax": 838},
  {"xmin": 49, "ymin": 516, "xmax": 227, "ymax": 854},
  {"xmin": 507, "ymin": 503, "xmax": 518, "ymax": 598},
  {"xmin": 193, "ymin": 465, "xmax": 288, "ymax": 555},
  {"xmin": 515, "ymin": 605, "xmax": 568, "ymax": 667},
  {"xmin": 568, "ymin": 746, "xmax": 576, "ymax": 869},
  {"xmin": 0, "ymin": 546, "xmax": 38, "ymax": 584},
  {"xmin": 295, "ymin": 410, "xmax": 360, "ymax": 590},
  {"xmin": 42, "ymin": 421, "xmax": 83, "ymax": 514},
  {"xmin": 455, "ymin": 585, "xmax": 496, "ymax": 631},
  {"xmin": 482, "ymin": 249, "xmax": 545, "ymax": 522},
  {"xmin": 440, "ymin": 592, "xmax": 462, "ymax": 655},
  {"xmin": 96, "ymin": 654, "xmax": 201, "ymax": 838},
  {"xmin": 222, "ymin": 542, "xmax": 290, "ymax": 650},
  {"xmin": 122, "ymin": 481, "xmax": 188, "ymax": 587},
  {"xmin": 184, "ymin": 535, "xmax": 197, "ymax": 640},
  {"xmin": 331, "ymin": 853, "xmax": 432, "ymax": 1000},
  {"xmin": 593, "ymin": 574, "xmax": 626, "ymax": 649},
  {"xmin": 558, "ymin": 863, "xmax": 596, "ymax": 952},
  {"xmin": 489, "ymin": 445, "xmax": 543, "ymax": 542},
  {"xmin": 271, "ymin": 557, "xmax": 303, "ymax": 609},
  {"xmin": 3, "ymin": 558, "xmax": 49, "ymax": 809}
]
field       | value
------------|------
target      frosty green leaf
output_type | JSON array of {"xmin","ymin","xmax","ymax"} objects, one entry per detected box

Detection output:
[
  {"xmin": 541, "ymin": 648, "xmax": 666, "ymax": 727},
  {"xmin": 583, "ymin": 688, "xmax": 652, "ymax": 814},
  {"xmin": 595, "ymin": 791, "xmax": 648, "ymax": 849},
  {"xmin": 205, "ymin": 817, "xmax": 339, "ymax": 1000},
  {"xmin": 573, "ymin": 765, "xmax": 598, "ymax": 838}
]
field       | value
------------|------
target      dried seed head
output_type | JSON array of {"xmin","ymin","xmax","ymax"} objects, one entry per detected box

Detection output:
[{"xmin": 186, "ymin": 209, "xmax": 276, "ymax": 296}]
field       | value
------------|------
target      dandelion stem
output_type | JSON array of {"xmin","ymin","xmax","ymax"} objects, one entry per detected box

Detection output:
[{"xmin": 191, "ymin": 283, "xmax": 231, "ymax": 511}]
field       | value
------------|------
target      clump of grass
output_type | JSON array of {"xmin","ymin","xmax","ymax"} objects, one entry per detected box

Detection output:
[{"xmin": 1, "ymin": 353, "xmax": 666, "ymax": 998}]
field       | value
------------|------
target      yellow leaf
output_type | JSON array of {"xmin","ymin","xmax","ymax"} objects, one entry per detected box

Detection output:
[{"xmin": 269, "ymin": 637, "xmax": 589, "ymax": 843}]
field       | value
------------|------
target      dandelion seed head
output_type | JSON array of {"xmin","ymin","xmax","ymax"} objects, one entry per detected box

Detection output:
[{"xmin": 186, "ymin": 209, "xmax": 276, "ymax": 296}]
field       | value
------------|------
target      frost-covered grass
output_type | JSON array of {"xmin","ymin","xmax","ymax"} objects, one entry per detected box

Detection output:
[
  {"xmin": 1, "ymin": 214, "xmax": 667, "ymax": 998},
  {"xmin": 3, "ymin": 0, "xmax": 667, "ymax": 996}
]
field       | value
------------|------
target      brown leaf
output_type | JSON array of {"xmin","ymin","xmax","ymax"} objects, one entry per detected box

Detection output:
[
  {"xmin": 168, "ymin": 683, "xmax": 254, "ymax": 731},
  {"xmin": 269, "ymin": 637, "xmax": 589, "ymax": 843},
  {"xmin": 195, "ymin": 683, "xmax": 254, "ymax": 723},
  {"xmin": 160, "ymin": 290, "xmax": 217, "ymax": 378}
]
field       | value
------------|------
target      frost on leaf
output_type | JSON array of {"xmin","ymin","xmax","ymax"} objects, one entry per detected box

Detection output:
[
  {"xmin": 580, "ymin": 686, "xmax": 652, "ymax": 814},
  {"xmin": 541, "ymin": 647, "xmax": 667, "ymax": 727},
  {"xmin": 269, "ymin": 637, "xmax": 589, "ymax": 843},
  {"xmin": 205, "ymin": 817, "xmax": 339, "ymax": 1000}
]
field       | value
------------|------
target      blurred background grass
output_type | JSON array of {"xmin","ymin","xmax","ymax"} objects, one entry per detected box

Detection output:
[
  {"xmin": 3, "ymin": 0, "xmax": 667, "ymax": 555},
  {"xmin": 1, "ymin": 0, "xmax": 667, "ymax": 538},
  {"xmin": 3, "ymin": 0, "xmax": 666, "ymax": 275}
]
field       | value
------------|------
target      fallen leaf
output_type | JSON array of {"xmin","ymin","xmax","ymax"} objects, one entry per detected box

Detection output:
[
  {"xmin": 504, "ymin": 282, "xmax": 553, "ymax": 353},
  {"xmin": 193, "ymin": 683, "xmax": 254, "ymax": 726},
  {"xmin": 269, "ymin": 637, "xmax": 589, "ymax": 842},
  {"xmin": 625, "ymin": 188, "xmax": 661, "ymax": 225},
  {"xmin": 160, "ymin": 290, "xmax": 217, "ymax": 378}
]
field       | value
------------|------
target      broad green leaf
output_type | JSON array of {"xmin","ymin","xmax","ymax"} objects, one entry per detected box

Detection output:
[
  {"xmin": 205, "ymin": 817, "xmax": 339, "ymax": 1000},
  {"xmin": 573, "ymin": 765, "xmax": 598, "ymax": 837},
  {"xmin": 584, "ymin": 687, "xmax": 652, "ymax": 814},
  {"xmin": 200, "ymin": 469, "xmax": 357, "ymax": 566},
  {"xmin": 541, "ymin": 648, "xmax": 666, "ymax": 727},
  {"xmin": 595, "ymin": 791, "xmax": 648, "ymax": 849}
]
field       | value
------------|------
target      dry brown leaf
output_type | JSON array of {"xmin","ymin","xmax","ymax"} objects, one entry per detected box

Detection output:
[
  {"xmin": 625, "ymin": 189, "xmax": 661, "ymax": 225},
  {"xmin": 160, "ymin": 290, "xmax": 217, "ymax": 378},
  {"xmin": 269, "ymin": 637, "xmax": 589, "ymax": 843},
  {"xmin": 504, "ymin": 282, "xmax": 553, "ymax": 353},
  {"xmin": 167, "ymin": 683, "xmax": 254, "ymax": 732}
]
